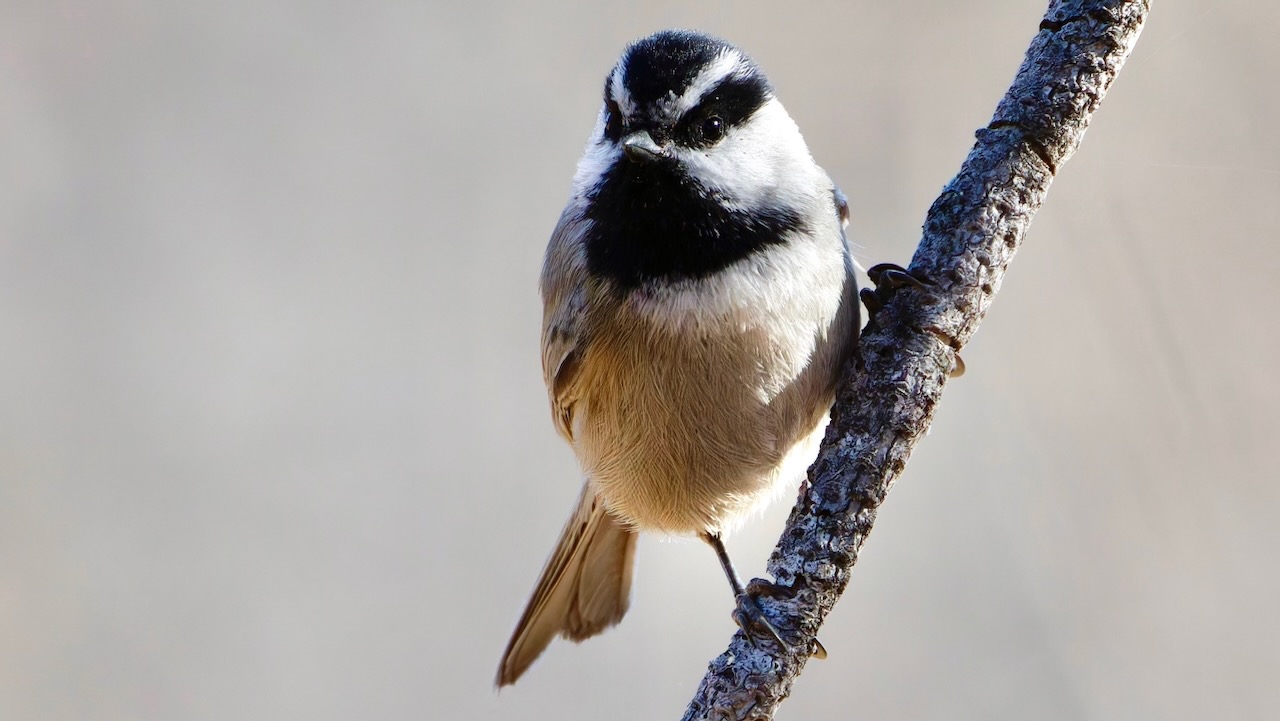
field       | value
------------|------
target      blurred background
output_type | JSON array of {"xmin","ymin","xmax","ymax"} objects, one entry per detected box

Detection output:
[{"xmin": 1, "ymin": 1, "xmax": 1276, "ymax": 719}]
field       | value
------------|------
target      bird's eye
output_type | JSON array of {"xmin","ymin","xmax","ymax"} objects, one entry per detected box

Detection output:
[
  {"xmin": 604, "ymin": 101, "xmax": 623, "ymax": 142},
  {"xmin": 700, "ymin": 115, "xmax": 725, "ymax": 144}
]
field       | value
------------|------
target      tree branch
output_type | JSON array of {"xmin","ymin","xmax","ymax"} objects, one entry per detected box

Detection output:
[{"xmin": 681, "ymin": 2, "xmax": 1149, "ymax": 718}]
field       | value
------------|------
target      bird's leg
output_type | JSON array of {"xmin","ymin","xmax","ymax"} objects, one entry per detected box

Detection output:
[
  {"xmin": 700, "ymin": 532, "xmax": 826, "ymax": 658},
  {"xmin": 701, "ymin": 532, "xmax": 785, "ymax": 649}
]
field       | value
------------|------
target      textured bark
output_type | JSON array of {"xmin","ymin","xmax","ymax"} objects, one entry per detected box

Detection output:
[{"xmin": 681, "ymin": 2, "xmax": 1150, "ymax": 719}]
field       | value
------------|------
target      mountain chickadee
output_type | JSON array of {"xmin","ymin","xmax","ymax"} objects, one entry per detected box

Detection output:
[{"xmin": 496, "ymin": 29, "xmax": 860, "ymax": 687}]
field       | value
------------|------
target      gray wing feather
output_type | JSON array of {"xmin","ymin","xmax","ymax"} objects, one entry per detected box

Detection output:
[{"xmin": 539, "ymin": 210, "xmax": 593, "ymax": 441}]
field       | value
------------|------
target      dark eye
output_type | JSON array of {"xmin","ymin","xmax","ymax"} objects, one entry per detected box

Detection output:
[
  {"xmin": 700, "ymin": 115, "xmax": 725, "ymax": 143},
  {"xmin": 604, "ymin": 101, "xmax": 623, "ymax": 142}
]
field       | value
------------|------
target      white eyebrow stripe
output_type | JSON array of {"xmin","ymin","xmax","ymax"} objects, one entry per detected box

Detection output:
[
  {"xmin": 673, "ymin": 50, "xmax": 744, "ymax": 116},
  {"xmin": 610, "ymin": 62, "xmax": 635, "ymax": 116}
]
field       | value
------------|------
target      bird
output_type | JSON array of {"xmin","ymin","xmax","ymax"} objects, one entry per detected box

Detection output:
[{"xmin": 496, "ymin": 28, "xmax": 860, "ymax": 687}]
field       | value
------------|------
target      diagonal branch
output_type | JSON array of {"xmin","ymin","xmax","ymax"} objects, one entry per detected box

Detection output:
[{"xmin": 681, "ymin": 1, "xmax": 1150, "ymax": 719}]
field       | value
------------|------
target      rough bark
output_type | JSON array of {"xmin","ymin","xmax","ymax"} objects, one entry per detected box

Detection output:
[{"xmin": 681, "ymin": 2, "xmax": 1150, "ymax": 719}]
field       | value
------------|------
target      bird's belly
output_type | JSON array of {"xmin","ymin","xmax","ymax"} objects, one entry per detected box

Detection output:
[{"xmin": 573, "ymin": 326, "xmax": 830, "ymax": 535}]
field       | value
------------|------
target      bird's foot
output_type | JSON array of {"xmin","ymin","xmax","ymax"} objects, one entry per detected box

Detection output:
[
  {"xmin": 867, "ymin": 262, "xmax": 933, "ymax": 291},
  {"xmin": 858, "ymin": 263, "xmax": 966, "ymax": 378},
  {"xmin": 859, "ymin": 262, "xmax": 936, "ymax": 319},
  {"xmin": 731, "ymin": 579, "xmax": 827, "ymax": 659}
]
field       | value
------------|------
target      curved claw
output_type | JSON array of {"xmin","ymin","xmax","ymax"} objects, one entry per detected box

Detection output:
[
  {"xmin": 859, "ymin": 287, "xmax": 883, "ymax": 316},
  {"xmin": 731, "ymin": 593, "xmax": 787, "ymax": 650},
  {"xmin": 745, "ymin": 577, "xmax": 796, "ymax": 600},
  {"xmin": 733, "ymin": 579, "xmax": 827, "ymax": 660},
  {"xmin": 862, "ymin": 262, "xmax": 939, "ymax": 322},
  {"xmin": 866, "ymin": 262, "xmax": 933, "ymax": 290}
]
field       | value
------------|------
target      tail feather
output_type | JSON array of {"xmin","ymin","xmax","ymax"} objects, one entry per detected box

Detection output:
[{"xmin": 496, "ymin": 484, "xmax": 636, "ymax": 687}]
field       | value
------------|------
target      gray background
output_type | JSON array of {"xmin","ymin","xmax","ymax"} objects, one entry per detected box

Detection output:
[{"xmin": 2, "ymin": 1, "xmax": 1277, "ymax": 719}]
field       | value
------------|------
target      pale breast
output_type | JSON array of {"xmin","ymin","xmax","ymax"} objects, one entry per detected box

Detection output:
[{"xmin": 572, "ymin": 245, "xmax": 855, "ymax": 534}]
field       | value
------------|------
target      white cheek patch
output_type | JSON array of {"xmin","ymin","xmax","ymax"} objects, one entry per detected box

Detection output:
[
  {"xmin": 571, "ymin": 132, "xmax": 619, "ymax": 196},
  {"xmin": 570, "ymin": 101, "xmax": 624, "ymax": 196},
  {"xmin": 676, "ymin": 99, "xmax": 822, "ymax": 215}
]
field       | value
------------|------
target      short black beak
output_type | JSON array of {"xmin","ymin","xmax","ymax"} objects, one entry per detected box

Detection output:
[{"xmin": 622, "ymin": 131, "xmax": 664, "ymax": 163}]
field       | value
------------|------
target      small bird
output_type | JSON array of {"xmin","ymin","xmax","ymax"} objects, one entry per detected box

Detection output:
[{"xmin": 496, "ymin": 29, "xmax": 860, "ymax": 687}]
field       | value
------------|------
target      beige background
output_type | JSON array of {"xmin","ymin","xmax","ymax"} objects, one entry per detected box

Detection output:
[{"xmin": 2, "ymin": 1, "xmax": 1277, "ymax": 719}]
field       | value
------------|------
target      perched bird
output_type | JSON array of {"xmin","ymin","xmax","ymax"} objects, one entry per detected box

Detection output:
[{"xmin": 496, "ymin": 29, "xmax": 860, "ymax": 687}]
